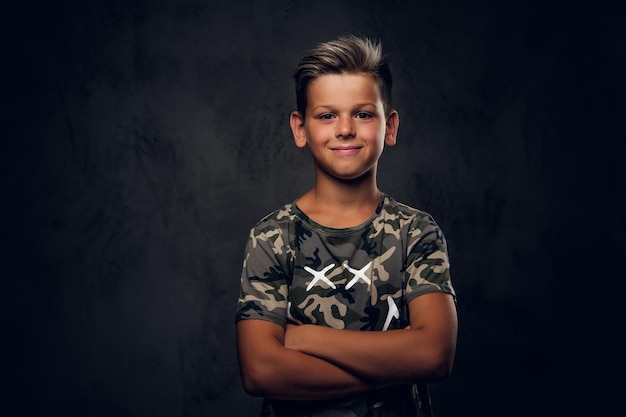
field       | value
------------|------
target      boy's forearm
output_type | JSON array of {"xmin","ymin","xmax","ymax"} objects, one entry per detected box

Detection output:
[
  {"xmin": 284, "ymin": 325, "xmax": 444, "ymax": 383},
  {"xmin": 245, "ymin": 346, "xmax": 389, "ymax": 400},
  {"xmin": 237, "ymin": 320, "xmax": 391, "ymax": 401},
  {"xmin": 284, "ymin": 293, "xmax": 458, "ymax": 383}
]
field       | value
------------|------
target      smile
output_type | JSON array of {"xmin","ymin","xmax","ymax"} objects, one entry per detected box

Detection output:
[{"xmin": 330, "ymin": 146, "xmax": 362, "ymax": 155}]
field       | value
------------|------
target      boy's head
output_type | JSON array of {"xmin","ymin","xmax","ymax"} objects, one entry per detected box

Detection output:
[{"xmin": 293, "ymin": 35, "xmax": 393, "ymax": 116}]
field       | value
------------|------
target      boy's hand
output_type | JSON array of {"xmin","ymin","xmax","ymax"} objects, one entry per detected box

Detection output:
[{"xmin": 284, "ymin": 323, "xmax": 311, "ymax": 351}]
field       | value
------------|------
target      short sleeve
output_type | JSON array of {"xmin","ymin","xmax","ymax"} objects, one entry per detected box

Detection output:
[
  {"xmin": 235, "ymin": 223, "xmax": 291, "ymax": 327},
  {"xmin": 404, "ymin": 215, "xmax": 455, "ymax": 303}
]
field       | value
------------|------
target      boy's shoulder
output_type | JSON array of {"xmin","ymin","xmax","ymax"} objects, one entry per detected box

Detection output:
[
  {"xmin": 381, "ymin": 195, "xmax": 436, "ymax": 225},
  {"xmin": 250, "ymin": 201, "xmax": 299, "ymax": 231},
  {"xmin": 382, "ymin": 195, "xmax": 425, "ymax": 215}
]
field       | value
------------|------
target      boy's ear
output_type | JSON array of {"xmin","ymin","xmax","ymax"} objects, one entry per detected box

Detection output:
[
  {"xmin": 384, "ymin": 110, "xmax": 399, "ymax": 147},
  {"xmin": 290, "ymin": 111, "xmax": 307, "ymax": 148}
]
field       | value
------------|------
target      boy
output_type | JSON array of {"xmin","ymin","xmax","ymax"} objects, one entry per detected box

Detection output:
[{"xmin": 235, "ymin": 35, "xmax": 457, "ymax": 417}]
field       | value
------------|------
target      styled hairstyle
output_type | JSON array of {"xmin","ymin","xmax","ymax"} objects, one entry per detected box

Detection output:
[{"xmin": 293, "ymin": 35, "xmax": 393, "ymax": 116}]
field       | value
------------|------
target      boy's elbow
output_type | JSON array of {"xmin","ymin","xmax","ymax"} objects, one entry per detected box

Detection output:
[
  {"xmin": 242, "ymin": 379, "xmax": 264, "ymax": 397},
  {"xmin": 428, "ymin": 355, "xmax": 454, "ymax": 382},
  {"xmin": 413, "ymin": 346, "xmax": 455, "ymax": 382},
  {"xmin": 240, "ymin": 367, "xmax": 264, "ymax": 397},
  {"xmin": 240, "ymin": 362, "xmax": 276, "ymax": 397}
]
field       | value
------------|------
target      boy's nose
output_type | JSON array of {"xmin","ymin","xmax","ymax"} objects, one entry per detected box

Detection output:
[{"xmin": 336, "ymin": 117, "xmax": 355, "ymax": 138}]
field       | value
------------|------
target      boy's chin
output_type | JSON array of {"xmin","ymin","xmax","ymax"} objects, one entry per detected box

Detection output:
[
  {"xmin": 329, "ymin": 171, "xmax": 375, "ymax": 183},
  {"xmin": 315, "ymin": 163, "xmax": 378, "ymax": 183}
]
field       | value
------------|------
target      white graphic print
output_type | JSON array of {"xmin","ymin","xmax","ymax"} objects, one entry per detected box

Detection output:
[
  {"xmin": 382, "ymin": 296, "xmax": 399, "ymax": 331},
  {"xmin": 344, "ymin": 261, "xmax": 372, "ymax": 289},
  {"xmin": 304, "ymin": 264, "xmax": 337, "ymax": 291}
]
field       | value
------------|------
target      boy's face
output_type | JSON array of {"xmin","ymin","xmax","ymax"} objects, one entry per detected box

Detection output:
[{"xmin": 290, "ymin": 73, "xmax": 399, "ymax": 182}]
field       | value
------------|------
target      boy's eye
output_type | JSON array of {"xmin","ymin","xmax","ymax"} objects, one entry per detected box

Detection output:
[
  {"xmin": 318, "ymin": 113, "xmax": 334, "ymax": 120},
  {"xmin": 355, "ymin": 112, "xmax": 372, "ymax": 119}
]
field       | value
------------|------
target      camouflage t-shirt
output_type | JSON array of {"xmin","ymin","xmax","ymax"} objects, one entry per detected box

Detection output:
[{"xmin": 236, "ymin": 194, "xmax": 455, "ymax": 417}]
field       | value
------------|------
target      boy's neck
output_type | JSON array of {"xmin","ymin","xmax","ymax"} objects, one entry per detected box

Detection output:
[{"xmin": 297, "ymin": 172, "xmax": 383, "ymax": 228}]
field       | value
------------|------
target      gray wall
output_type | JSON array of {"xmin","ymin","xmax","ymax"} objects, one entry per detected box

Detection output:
[{"xmin": 3, "ymin": 0, "xmax": 624, "ymax": 416}]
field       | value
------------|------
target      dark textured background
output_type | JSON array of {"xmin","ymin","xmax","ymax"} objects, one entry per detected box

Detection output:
[{"xmin": 3, "ymin": 0, "xmax": 625, "ymax": 416}]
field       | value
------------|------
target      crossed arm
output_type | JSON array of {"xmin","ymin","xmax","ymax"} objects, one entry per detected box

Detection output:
[{"xmin": 236, "ymin": 292, "xmax": 457, "ymax": 400}]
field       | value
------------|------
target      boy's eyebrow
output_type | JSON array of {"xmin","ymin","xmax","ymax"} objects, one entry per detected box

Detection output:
[{"xmin": 310, "ymin": 102, "xmax": 379, "ymax": 112}]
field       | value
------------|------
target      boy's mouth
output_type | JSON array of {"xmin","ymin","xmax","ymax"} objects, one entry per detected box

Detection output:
[{"xmin": 330, "ymin": 145, "xmax": 362, "ymax": 155}]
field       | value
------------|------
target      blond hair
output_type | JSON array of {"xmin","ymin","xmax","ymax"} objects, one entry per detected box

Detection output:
[{"xmin": 293, "ymin": 35, "xmax": 393, "ymax": 115}]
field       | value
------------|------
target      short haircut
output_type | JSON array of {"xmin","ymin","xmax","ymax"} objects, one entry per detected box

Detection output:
[{"xmin": 293, "ymin": 35, "xmax": 393, "ymax": 116}]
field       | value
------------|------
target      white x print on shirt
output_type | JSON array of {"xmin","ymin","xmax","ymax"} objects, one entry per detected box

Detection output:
[
  {"xmin": 344, "ymin": 261, "xmax": 372, "ymax": 289},
  {"xmin": 304, "ymin": 264, "xmax": 336, "ymax": 291}
]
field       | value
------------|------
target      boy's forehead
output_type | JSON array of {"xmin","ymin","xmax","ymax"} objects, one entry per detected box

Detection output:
[
  {"xmin": 307, "ymin": 73, "xmax": 383, "ymax": 105},
  {"xmin": 309, "ymin": 72, "xmax": 378, "ymax": 88}
]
